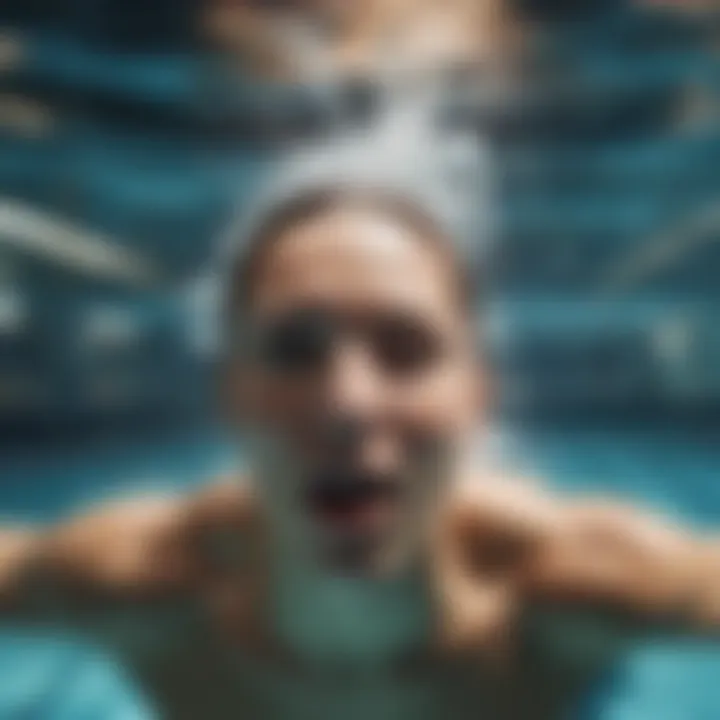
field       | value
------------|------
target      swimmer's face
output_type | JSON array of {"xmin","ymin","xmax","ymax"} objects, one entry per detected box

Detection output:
[{"xmin": 227, "ymin": 204, "xmax": 482, "ymax": 574}]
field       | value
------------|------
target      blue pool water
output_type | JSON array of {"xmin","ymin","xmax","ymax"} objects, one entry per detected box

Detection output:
[
  {"xmin": 0, "ymin": 424, "xmax": 719, "ymax": 719},
  {"xmin": 0, "ymin": 632, "xmax": 153, "ymax": 719}
]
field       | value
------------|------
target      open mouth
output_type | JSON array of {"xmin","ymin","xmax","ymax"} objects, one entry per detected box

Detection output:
[{"xmin": 305, "ymin": 472, "xmax": 399, "ymax": 532}]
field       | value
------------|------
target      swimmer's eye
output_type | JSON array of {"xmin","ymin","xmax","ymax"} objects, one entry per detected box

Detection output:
[
  {"xmin": 258, "ymin": 310, "xmax": 335, "ymax": 373},
  {"xmin": 371, "ymin": 317, "xmax": 442, "ymax": 376}
]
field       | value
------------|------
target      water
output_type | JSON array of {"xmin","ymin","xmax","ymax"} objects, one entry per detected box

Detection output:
[{"xmin": 1, "ymin": 424, "xmax": 719, "ymax": 718}]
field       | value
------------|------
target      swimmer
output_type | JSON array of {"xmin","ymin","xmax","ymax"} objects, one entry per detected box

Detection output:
[{"xmin": 0, "ymin": 186, "xmax": 719, "ymax": 719}]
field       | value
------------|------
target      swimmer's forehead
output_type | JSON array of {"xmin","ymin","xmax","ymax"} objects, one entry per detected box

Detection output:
[
  {"xmin": 248, "ymin": 205, "xmax": 466, "ymax": 321},
  {"xmin": 228, "ymin": 187, "xmax": 475, "ymax": 321}
]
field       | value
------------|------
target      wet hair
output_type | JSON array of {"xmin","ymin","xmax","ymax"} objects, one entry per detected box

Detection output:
[{"xmin": 224, "ymin": 184, "xmax": 481, "ymax": 333}]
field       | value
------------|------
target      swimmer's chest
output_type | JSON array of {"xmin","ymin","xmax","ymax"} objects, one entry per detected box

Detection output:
[
  {"xmin": 129, "ymin": 582, "xmax": 486, "ymax": 719},
  {"xmin": 142, "ymin": 639, "xmax": 506, "ymax": 720},
  {"xmin": 140, "ymin": 637, "xmax": 584, "ymax": 720},
  {"xmin": 128, "ymin": 593, "xmax": 596, "ymax": 720}
]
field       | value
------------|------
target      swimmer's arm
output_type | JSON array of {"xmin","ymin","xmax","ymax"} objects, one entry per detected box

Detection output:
[
  {"xmin": 0, "ymin": 481, "xmax": 251, "ymax": 618},
  {"xmin": 0, "ymin": 498, "xmax": 191, "ymax": 617},
  {"xmin": 522, "ymin": 498, "xmax": 720, "ymax": 633}
]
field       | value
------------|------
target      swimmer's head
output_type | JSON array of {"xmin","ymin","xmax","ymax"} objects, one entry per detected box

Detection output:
[{"xmin": 220, "ymin": 185, "xmax": 488, "ymax": 576}]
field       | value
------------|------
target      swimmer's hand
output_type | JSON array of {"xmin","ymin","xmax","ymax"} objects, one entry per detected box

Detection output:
[
  {"xmin": 0, "ymin": 481, "xmax": 258, "ymax": 616},
  {"xmin": 437, "ymin": 477, "xmax": 720, "ymax": 651}
]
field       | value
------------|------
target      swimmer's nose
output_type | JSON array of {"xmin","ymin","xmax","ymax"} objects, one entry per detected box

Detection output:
[
  {"xmin": 322, "ymin": 343, "xmax": 399, "ymax": 473},
  {"xmin": 324, "ymin": 341, "xmax": 385, "ymax": 423}
]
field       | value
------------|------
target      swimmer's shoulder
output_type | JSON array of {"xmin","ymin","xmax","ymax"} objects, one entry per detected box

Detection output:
[
  {"xmin": 183, "ymin": 475, "xmax": 263, "ymax": 543},
  {"xmin": 181, "ymin": 477, "xmax": 265, "ymax": 573},
  {"xmin": 186, "ymin": 475, "xmax": 257, "ymax": 523},
  {"xmin": 36, "ymin": 477, "xmax": 260, "ymax": 598},
  {"xmin": 447, "ymin": 471, "xmax": 565, "ymax": 547}
]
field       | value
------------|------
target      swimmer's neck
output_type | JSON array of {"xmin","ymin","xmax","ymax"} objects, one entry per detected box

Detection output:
[
  {"xmin": 255, "ymin": 506, "xmax": 434, "ymax": 661},
  {"xmin": 269, "ymin": 552, "xmax": 433, "ymax": 663}
]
